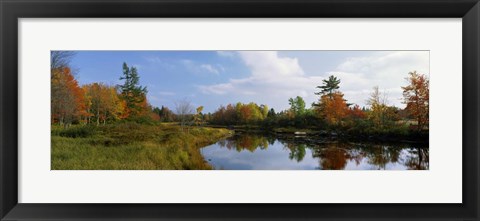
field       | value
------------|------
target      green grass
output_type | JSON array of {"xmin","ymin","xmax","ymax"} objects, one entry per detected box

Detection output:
[{"xmin": 51, "ymin": 123, "xmax": 233, "ymax": 170}]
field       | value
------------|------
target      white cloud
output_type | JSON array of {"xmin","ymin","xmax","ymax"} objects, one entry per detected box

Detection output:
[
  {"xmin": 200, "ymin": 64, "xmax": 220, "ymax": 75},
  {"xmin": 199, "ymin": 82, "xmax": 233, "ymax": 95},
  {"xmin": 237, "ymin": 51, "xmax": 304, "ymax": 78},
  {"xmin": 146, "ymin": 57, "xmax": 162, "ymax": 63},
  {"xmin": 199, "ymin": 51, "xmax": 322, "ymax": 110},
  {"xmin": 334, "ymin": 51, "xmax": 429, "ymax": 107},
  {"xmin": 199, "ymin": 51, "xmax": 429, "ymax": 111},
  {"xmin": 144, "ymin": 56, "xmax": 175, "ymax": 70},
  {"xmin": 182, "ymin": 59, "xmax": 223, "ymax": 75}
]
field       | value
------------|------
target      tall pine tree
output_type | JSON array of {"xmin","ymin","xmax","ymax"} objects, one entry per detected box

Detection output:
[
  {"xmin": 315, "ymin": 75, "xmax": 340, "ymax": 98},
  {"xmin": 119, "ymin": 62, "xmax": 147, "ymax": 118}
]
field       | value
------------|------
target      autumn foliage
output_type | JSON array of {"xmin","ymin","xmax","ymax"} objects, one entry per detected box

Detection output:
[
  {"xmin": 207, "ymin": 72, "xmax": 428, "ymax": 140},
  {"xmin": 317, "ymin": 92, "xmax": 349, "ymax": 125},
  {"xmin": 51, "ymin": 58, "xmax": 157, "ymax": 127},
  {"xmin": 211, "ymin": 102, "xmax": 269, "ymax": 125},
  {"xmin": 82, "ymin": 83, "xmax": 128, "ymax": 125},
  {"xmin": 349, "ymin": 105, "xmax": 366, "ymax": 119},
  {"xmin": 51, "ymin": 67, "xmax": 87, "ymax": 126},
  {"xmin": 402, "ymin": 71, "xmax": 429, "ymax": 131},
  {"xmin": 51, "ymin": 51, "xmax": 429, "ymax": 139}
]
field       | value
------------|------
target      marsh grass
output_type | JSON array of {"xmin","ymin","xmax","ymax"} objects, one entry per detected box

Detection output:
[{"xmin": 51, "ymin": 122, "xmax": 232, "ymax": 170}]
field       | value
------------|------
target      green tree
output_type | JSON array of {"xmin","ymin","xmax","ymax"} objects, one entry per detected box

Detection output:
[
  {"xmin": 153, "ymin": 105, "xmax": 176, "ymax": 122},
  {"xmin": 267, "ymin": 108, "xmax": 276, "ymax": 118},
  {"xmin": 118, "ymin": 62, "xmax": 147, "ymax": 118},
  {"xmin": 288, "ymin": 96, "xmax": 306, "ymax": 117},
  {"xmin": 315, "ymin": 75, "xmax": 340, "ymax": 98}
]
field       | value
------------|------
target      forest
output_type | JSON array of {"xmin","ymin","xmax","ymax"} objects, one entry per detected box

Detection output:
[{"xmin": 51, "ymin": 51, "xmax": 429, "ymax": 170}]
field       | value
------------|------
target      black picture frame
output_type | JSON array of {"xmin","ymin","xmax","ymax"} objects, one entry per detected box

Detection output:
[{"xmin": 1, "ymin": 0, "xmax": 479, "ymax": 220}]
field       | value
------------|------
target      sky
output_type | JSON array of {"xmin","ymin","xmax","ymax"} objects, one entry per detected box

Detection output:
[{"xmin": 68, "ymin": 51, "xmax": 429, "ymax": 113}]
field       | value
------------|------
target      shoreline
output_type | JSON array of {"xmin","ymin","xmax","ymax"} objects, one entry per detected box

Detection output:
[{"xmin": 208, "ymin": 124, "xmax": 429, "ymax": 144}]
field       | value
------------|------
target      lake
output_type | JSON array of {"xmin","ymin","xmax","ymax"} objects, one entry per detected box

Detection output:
[{"xmin": 200, "ymin": 133, "xmax": 429, "ymax": 170}]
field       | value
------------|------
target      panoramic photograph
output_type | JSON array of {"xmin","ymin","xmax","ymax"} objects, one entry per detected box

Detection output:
[{"xmin": 51, "ymin": 50, "xmax": 429, "ymax": 170}]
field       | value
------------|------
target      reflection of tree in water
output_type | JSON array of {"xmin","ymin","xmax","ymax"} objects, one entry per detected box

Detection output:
[
  {"xmin": 286, "ymin": 143, "xmax": 306, "ymax": 162},
  {"xmin": 361, "ymin": 144, "xmax": 403, "ymax": 170},
  {"xmin": 278, "ymin": 138, "xmax": 310, "ymax": 162},
  {"xmin": 310, "ymin": 143, "xmax": 357, "ymax": 170},
  {"xmin": 215, "ymin": 134, "xmax": 428, "ymax": 170},
  {"xmin": 404, "ymin": 147, "xmax": 429, "ymax": 170},
  {"xmin": 267, "ymin": 136, "xmax": 276, "ymax": 146},
  {"xmin": 316, "ymin": 146, "xmax": 348, "ymax": 169},
  {"xmin": 306, "ymin": 141, "xmax": 427, "ymax": 170},
  {"xmin": 217, "ymin": 134, "xmax": 269, "ymax": 152},
  {"xmin": 359, "ymin": 144, "xmax": 428, "ymax": 170},
  {"xmin": 347, "ymin": 149, "xmax": 365, "ymax": 166}
]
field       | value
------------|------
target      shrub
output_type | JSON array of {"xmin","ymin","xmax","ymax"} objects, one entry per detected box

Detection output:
[{"xmin": 56, "ymin": 125, "xmax": 96, "ymax": 138}]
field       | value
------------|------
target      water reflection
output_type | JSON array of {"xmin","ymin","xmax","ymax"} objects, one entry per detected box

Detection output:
[{"xmin": 201, "ymin": 133, "xmax": 429, "ymax": 170}]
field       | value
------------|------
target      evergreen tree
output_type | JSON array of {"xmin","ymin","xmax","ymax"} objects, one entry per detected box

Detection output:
[
  {"xmin": 267, "ymin": 108, "xmax": 276, "ymax": 118},
  {"xmin": 315, "ymin": 75, "xmax": 340, "ymax": 98},
  {"xmin": 118, "ymin": 62, "xmax": 147, "ymax": 118}
]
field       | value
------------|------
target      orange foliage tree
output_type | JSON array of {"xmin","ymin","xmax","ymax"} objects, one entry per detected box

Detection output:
[
  {"xmin": 315, "ymin": 75, "xmax": 349, "ymax": 126},
  {"xmin": 402, "ymin": 71, "xmax": 429, "ymax": 130},
  {"xmin": 317, "ymin": 92, "xmax": 349, "ymax": 125},
  {"xmin": 51, "ymin": 67, "xmax": 87, "ymax": 127},
  {"xmin": 349, "ymin": 104, "xmax": 366, "ymax": 120}
]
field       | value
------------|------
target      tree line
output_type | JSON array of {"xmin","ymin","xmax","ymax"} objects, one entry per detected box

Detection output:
[
  {"xmin": 51, "ymin": 51, "xmax": 429, "ymax": 136},
  {"xmin": 208, "ymin": 72, "xmax": 429, "ymax": 135},
  {"xmin": 51, "ymin": 52, "xmax": 159, "ymax": 127},
  {"xmin": 51, "ymin": 52, "xmax": 203, "ymax": 128}
]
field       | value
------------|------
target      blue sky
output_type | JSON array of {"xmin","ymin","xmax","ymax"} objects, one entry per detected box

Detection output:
[{"xmin": 69, "ymin": 51, "xmax": 429, "ymax": 113}]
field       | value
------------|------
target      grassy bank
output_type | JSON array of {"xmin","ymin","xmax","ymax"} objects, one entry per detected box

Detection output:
[{"xmin": 51, "ymin": 123, "xmax": 232, "ymax": 170}]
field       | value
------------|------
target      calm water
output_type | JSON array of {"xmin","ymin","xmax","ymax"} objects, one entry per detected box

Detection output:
[{"xmin": 201, "ymin": 133, "xmax": 429, "ymax": 170}]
